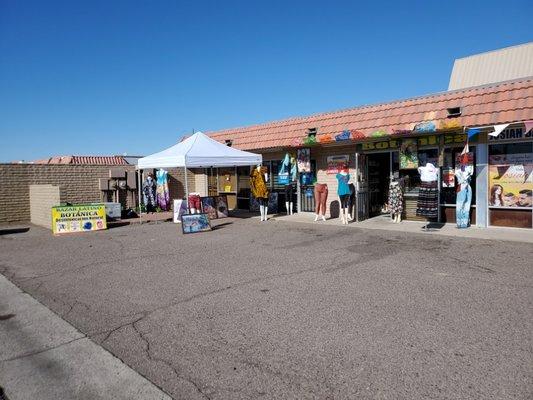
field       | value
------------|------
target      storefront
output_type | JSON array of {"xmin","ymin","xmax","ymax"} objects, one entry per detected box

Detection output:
[{"xmin": 199, "ymin": 124, "xmax": 533, "ymax": 231}]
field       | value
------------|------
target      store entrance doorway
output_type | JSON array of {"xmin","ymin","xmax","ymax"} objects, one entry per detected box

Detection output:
[{"xmin": 368, "ymin": 152, "xmax": 391, "ymax": 217}]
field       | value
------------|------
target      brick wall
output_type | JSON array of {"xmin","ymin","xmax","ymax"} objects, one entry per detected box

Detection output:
[
  {"xmin": 0, "ymin": 164, "xmax": 135, "ymax": 224},
  {"xmin": 29, "ymin": 184, "xmax": 63, "ymax": 228}
]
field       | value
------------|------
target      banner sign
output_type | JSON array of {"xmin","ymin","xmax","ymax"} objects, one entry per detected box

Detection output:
[
  {"xmin": 52, "ymin": 204, "xmax": 107, "ymax": 234},
  {"xmin": 361, "ymin": 133, "xmax": 467, "ymax": 151},
  {"xmin": 326, "ymin": 155, "xmax": 349, "ymax": 174},
  {"xmin": 488, "ymin": 153, "xmax": 533, "ymax": 208},
  {"xmin": 297, "ymin": 148, "xmax": 311, "ymax": 172},
  {"xmin": 488, "ymin": 127, "xmax": 532, "ymax": 142}
]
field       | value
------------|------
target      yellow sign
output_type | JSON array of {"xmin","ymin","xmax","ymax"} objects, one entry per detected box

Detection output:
[
  {"xmin": 51, "ymin": 204, "xmax": 107, "ymax": 234},
  {"xmin": 361, "ymin": 133, "xmax": 467, "ymax": 151}
]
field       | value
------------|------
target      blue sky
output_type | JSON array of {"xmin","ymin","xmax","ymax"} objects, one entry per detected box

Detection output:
[{"xmin": 1, "ymin": 0, "xmax": 531, "ymax": 162}]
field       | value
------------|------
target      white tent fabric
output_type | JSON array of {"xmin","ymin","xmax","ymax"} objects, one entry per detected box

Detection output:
[{"xmin": 137, "ymin": 131, "xmax": 262, "ymax": 169}]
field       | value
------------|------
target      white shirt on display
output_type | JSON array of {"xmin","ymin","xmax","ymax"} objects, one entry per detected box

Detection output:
[{"xmin": 418, "ymin": 163, "xmax": 438, "ymax": 182}]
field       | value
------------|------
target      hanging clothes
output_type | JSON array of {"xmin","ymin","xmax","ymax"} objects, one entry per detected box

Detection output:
[
  {"xmin": 456, "ymin": 167, "xmax": 473, "ymax": 228},
  {"xmin": 156, "ymin": 169, "xmax": 170, "ymax": 211},
  {"xmin": 388, "ymin": 182, "xmax": 403, "ymax": 215},
  {"xmin": 250, "ymin": 167, "xmax": 269, "ymax": 199},
  {"xmin": 142, "ymin": 176, "xmax": 156, "ymax": 212}
]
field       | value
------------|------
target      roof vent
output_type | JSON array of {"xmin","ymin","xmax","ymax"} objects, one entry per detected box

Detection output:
[
  {"xmin": 307, "ymin": 128, "xmax": 317, "ymax": 137},
  {"xmin": 225, "ymin": 139, "xmax": 233, "ymax": 147},
  {"xmin": 447, "ymin": 107, "xmax": 462, "ymax": 118}
]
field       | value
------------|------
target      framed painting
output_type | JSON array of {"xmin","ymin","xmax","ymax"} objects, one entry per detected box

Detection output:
[
  {"xmin": 200, "ymin": 196, "xmax": 218, "ymax": 220},
  {"xmin": 181, "ymin": 213, "xmax": 211, "ymax": 234},
  {"xmin": 215, "ymin": 195, "xmax": 229, "ymax": 218}
]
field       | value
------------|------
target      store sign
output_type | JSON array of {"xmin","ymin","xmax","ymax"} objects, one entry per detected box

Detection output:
[
  {"xmin": 361, "ymin": 133, "xmax": 467, "ymax": 151},
  {"xmin": 488, "ymin": 153, "xmax": 533, "ymax": 208},
  {"xmin": 488, "ymin": 127, "xmax": 532, "ymax": 142},
  {"xmin": 326, "ymin": 155, "xmax": 349, "ymax": 174},
  {"xmin": 51, "ymin": 204, "xmax": 107, "ymax": 234}
]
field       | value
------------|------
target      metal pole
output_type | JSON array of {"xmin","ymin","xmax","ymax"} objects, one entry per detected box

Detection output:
[
  {"xmin": 138, "ymin": 169, "xmax": 142, "ymax": 224},
  {"xmin": 184, "ymin": 165, "xmax": 189, "ymax": 212}
]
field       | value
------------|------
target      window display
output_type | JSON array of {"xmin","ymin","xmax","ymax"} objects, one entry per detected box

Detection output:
[{"xmin": 488, "ymin": 142, "xmax": 533, "ymax": 208}]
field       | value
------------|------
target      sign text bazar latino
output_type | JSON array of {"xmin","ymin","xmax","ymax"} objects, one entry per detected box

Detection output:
[
  {"xmin": 52, "ymin": 204, "xmax": 107, "ymax": 234},
  {"xmin": 360, "ymin": 133, "xmax": 467, "ymax": 151}
]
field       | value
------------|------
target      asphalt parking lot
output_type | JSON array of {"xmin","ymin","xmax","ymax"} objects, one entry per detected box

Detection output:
[{"xmin": 1, "ymin": 217, "xmax": 532, "ymax": 399}]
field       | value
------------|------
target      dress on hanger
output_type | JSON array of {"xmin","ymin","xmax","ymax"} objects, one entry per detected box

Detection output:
[{"xmin": 156, "ymin": 169, "xmax": 169, "ymax": 211}]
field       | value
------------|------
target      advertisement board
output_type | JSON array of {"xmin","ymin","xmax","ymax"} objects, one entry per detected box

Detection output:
[
  {"xmin": 488, "ymin": 153, "xmax": 533, "ymax": 208},
  {"xmin": 51, "ymin": 204, "xmax": 107, "ymax": 234},
  {"xmin": 326, "ymin": 155, "xmax": 349, "ymax": 174}
]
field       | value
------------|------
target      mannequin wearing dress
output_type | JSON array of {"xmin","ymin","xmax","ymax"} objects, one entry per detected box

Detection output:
[
  {"xmin": 250, "ymin": 165, "xmax": 269, "ymax": 221},
  {"xmin": 388, "ymin": 178, "xmax": 403, "ymax": 223}
]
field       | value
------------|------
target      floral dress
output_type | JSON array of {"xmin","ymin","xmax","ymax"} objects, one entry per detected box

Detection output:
[{"xmin": 388, "ymin": 183, "xmax": 403, "ymax": 214}]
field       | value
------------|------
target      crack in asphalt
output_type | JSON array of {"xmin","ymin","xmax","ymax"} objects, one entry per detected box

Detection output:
[{"xmin": 132, "ymin": 319, "xmax": 212, "ymax": 400}]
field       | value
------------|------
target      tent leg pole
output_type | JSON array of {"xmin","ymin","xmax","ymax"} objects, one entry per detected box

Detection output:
[
  {"xmin": 184, "ymin": 166, "xmax": 189, "ymax": 212},
  {"xmin": 138, "ymin": 169, "xmax": 142, "ymax": 225}
]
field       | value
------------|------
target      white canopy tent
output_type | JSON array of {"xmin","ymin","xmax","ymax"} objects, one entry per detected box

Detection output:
[{"xmin": 136, "ymin": 131, "xmax": 262, "ymax": 219}]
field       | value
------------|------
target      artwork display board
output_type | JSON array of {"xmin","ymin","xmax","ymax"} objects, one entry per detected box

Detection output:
[
  {"xmin": 201, "ymin": 196, "xmax": 218, "ymax": 220},
  {"xmin": 249, "ymin": 192, "xmax": 279, "ymax": 214},
  {"xmin": 181, "ymin": 213, "xmax": 211, "ymax": 234},
  {"xmin": 173, "ymin": 199, "xmax": 188, "ymax": 223},
  {"xmin": 215, "ymin": 195, "xmax": 229, "ymax": 218}
]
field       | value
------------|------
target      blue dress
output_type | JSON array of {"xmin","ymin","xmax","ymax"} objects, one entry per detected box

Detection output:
[{"xmin": 456, "ymin": 168, "xmax": 472, "ymax": 228}]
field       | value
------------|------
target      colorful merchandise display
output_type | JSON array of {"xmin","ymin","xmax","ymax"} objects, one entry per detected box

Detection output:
[{"xmin": 156, "ymin": 169, "xmax": 170, "ymax": 211}]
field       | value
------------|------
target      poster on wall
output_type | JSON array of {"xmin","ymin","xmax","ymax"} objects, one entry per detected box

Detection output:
[
  {"xmin": 173, "ymin": 199, "xmax": 188, "ymax": 223},
  {"xmin": 181, "ymin": 213, "xmax": 211, "ymax": 234},
  {"xmin": 442, "ymin": 168, "xmax": 455, "ymax": 188},
  {"xmin": 399, "ymin": 139, "xmax": 418, "ymax": 169},
  {"xmin": 297, "ymin": 148, "xmax": 311, "ymax": 172},
  {"xmin": 249, "ymin": 192, "xmax": 278, "ymax": 214},
  {"xmin": 200, "ymin": 196, "xmax": 218, "ymax": 220},
  {"xmin": 326, "ymin": 155, "xmax": 349, "ymax": 174},
  {"xmin": 215, "ymin": 195, "xmax": 229, "ymax": 218},
  {"xmin": 488, "ymin": 153, "xmax": 533, "ymax": 208},
  {"xmin": 51, "ymin": 204, "xmax": 107, "ymax": 234}
]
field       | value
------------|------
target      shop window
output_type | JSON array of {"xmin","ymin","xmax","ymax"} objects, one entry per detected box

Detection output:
[
  {"xmin": 440, "ymin": 147, "xmax": 476, "ymax": 205},
  {"xmin": 218, "ymin": 168, "xmax": 237, "ymax": 193},
  {"xmin": 488, "ymin": 142, "xmax": 532, "ymax": 209}
]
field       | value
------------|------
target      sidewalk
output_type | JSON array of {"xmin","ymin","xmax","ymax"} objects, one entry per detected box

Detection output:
[
  {"xmin": 0, "ymin": 275, "xmax": 171, "ymax": 400},
  {"xmin": 272, "ymin": 212, "xmax": 533, "ymax": 243}
]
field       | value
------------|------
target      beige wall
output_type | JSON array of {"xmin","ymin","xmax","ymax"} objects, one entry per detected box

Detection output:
[
  {"xmin": 0, "ymin": 163, "xmax": 136, "ymax": 224},
  {"xmin": 29, "ymin": 184, "xmax": 64, "ymax": 229}
]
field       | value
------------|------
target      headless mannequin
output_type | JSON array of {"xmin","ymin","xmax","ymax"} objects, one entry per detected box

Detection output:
[
  {"xmin": 253, "ymin": 165, "xmax": 269, "ymax": 222},
  {"xmin": 389, "ymin": 180, "xmax": 402, "ymax": 223},
  {"xmin": 285, "ymin": 183, "xmax": 294, "ymax": 215},
  {"xmin": 338, "ymin": 170, "xmax": 350, "ymax": 225},
  {"xmin": 188, "ymin": 192, "xmax": 200, "ymax": 214}
]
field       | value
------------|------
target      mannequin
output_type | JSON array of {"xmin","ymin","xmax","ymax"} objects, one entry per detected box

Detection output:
[
  {"xmin": 313, "ymin": 183, "xmax": 328, "ymax": 221},
  {"xmin": 416, "ymin": 162, "xmax": 439, "ymax": 224},
  {"xmin": 336, "ymin": 167, "xmax": 351, "ymax": 224},
  {"xmin": 250, "ymin": 165, "xmax": 269, "ymax": 221},
  {"xmin": 142, "ymin": 173, "xmax": 156, "ymax": 213},
  {"xmin": 347, "ymin": 182, "xmax": 356, "ymax": 221},
  {"xmin": 388, "ymin": 175, "xmax": 403, "ymax": 223},
  {"xmin": 188, "ymin": 192, "xmax": 201, "ymax": 214},
  {"xmin": 285, "ymin": 182, "xmax": 295, "ymax": 215},
  {"xmin": 455, "ymin": 154, "xmax": 474, "ymax": 228}
]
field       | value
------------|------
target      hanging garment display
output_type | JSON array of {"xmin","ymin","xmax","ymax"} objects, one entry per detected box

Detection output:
[
  {"xmin": 156, "ymin": 169, "xmax": 170, "ymax": 211},
  {"xmin": 278, "ymin": 154, "xmax": 291, "ymax": 185},
  {"xmin": 314, "ymin": 183, "xmax": 328, "ymax": 221},
  {"xmin": 250, "ymin": 167, "xmax": 269, "ymax": 199},
  {"xmin": 455, "ymin": 165, "xmax": 473, "ymax": 228},
  {"xmin": 142, "ymin": 175, "xmax": 157, "ymax": 212}
]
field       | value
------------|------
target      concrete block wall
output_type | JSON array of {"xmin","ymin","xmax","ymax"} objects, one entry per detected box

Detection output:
[
  {"xmin": 29, "ymin": 184, "xmax": 63, "ymax": 229},
  {"xmin": 0, "ymin": 164, "xmax": 136, "ymax": 224}
]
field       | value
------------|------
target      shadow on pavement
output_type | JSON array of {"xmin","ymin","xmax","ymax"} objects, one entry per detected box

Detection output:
[{"xmin": 0, "ymin": 227, "xmax": 30, "ymax": 236}]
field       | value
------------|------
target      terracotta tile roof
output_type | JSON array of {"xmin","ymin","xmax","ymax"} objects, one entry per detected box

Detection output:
[
  {"xmin": 207, "ymin": 79, "xmax": 533, "ymax": 151},
  {"xmin": 33, "ymin": 155, "xmax": 129, "ymax": 165}
]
